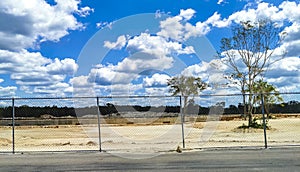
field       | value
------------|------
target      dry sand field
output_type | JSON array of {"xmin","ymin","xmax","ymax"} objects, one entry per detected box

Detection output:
[{"xmin": 1, "ymin": 116, "xmax": 300, "ymax": 155}]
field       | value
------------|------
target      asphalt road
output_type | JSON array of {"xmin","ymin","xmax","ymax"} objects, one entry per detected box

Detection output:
[{"xmin": 0, "ymin": 148, "xmax": 300, "ymax": 171}]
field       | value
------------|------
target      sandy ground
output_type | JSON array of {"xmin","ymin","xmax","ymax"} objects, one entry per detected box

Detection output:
[{"xmin": 1, "ymin": 117, "xmax": 300, "ymax": 155}]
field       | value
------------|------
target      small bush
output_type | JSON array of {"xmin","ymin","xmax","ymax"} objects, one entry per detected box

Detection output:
[{"xmin": 238, "ymin": 118, "xmax": 270, "ymax": 130}]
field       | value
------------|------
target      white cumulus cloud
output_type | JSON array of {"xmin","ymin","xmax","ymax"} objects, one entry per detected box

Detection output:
[
  {"xmin": 127, "ymin": 33, "xmax": 194, "ymax": 56},
  {"xmin": 0, "ymin": 0, "xmax": 90, "ymax": 96},
  {"xmin": 143, "ymin": 74, "xmax": 170, "ymax": 87},
  {"xmin": 179, "ymin": 8, "xmax": 196, "ymax": 20},
  {"xmin": 0, "ymin": 0, "xmax": 92, "ymax": 51},
  {"xmin": 157, "ymin": 9, "xmax": 228, "ymax": 41},
  {"xmin": 104, "ymin": 35, "xmax": 128, "ymax": 50},
  {"xmin": 0, "ymin": 49, "xmax": 78, "ymax": 95},
  {"xmin": 0, "ymin": 85, "xmax": 17, "ymax": 97}
]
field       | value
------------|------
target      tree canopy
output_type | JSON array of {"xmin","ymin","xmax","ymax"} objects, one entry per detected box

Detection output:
[
  {"xmin": 219, "ymin": 20, "xmax": 286, "ymax": 126},
  {"xmin": 167, "ymin": 75, "xmax": 207, "ymax": 115},
  {"xmin": 252, "ymin": 79, "xmax": 284, "ymax": 117}
]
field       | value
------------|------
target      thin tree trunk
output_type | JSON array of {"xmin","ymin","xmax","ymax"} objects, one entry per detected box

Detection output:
[
  {"xmin": 183, "ymin": 96, "xmax": 188, "ymax": 123},
  {"xmin": 248, "ymin": 94, "xmax": 254, "ymax": 127},
  {"xmin": 242, "ymin": 92, "xmax": 247, "ymax": 120}
]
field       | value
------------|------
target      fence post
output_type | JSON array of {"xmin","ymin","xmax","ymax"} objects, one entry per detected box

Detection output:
[
  {"xmin": 180, "ymin": 96, "xmax": 185, "ymax": 148},
  {"xmin": 261, "ymin": 93, "xmax": 268, "ymax": 149},
  {"xmin": 96, "ymin": 97, "xmax": 102, "ymax": 152},
  {"xmin": 12, "ymin": 98, "xmax": 15, "ymax": 154}
]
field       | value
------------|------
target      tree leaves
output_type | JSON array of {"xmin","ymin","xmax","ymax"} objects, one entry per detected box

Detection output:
[
  {"xmin": 219, "ymin": 20, "xmax": 286, "ymax": 126},
  {"xmin": 167, "ymin": 75, "xmax": 207, "ymax": 97}
]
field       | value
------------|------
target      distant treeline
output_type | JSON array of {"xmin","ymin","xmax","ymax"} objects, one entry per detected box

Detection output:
[{"xmin": 0, "ymin": 101, "xmax": 299, "ymax": 118}]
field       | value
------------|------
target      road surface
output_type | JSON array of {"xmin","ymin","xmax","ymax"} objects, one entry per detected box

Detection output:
[{"xmin": 0, "ymin": 147, "xmax": 300, "ymax": 171}]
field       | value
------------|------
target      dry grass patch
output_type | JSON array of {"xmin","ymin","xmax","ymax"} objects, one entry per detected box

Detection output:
[{"xmin": 191, "ymin": 122, "xmax": 204, "ymax": 129}]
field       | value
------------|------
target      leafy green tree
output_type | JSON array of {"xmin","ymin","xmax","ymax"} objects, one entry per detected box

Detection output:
[
  {"xmin": 219, "ymin": 20, "xmax": 286, "ymax": 126},
  {"xmin": 167, "ymin": 75, "xmax": 207, "ymax": 115},
  {"xmin": 252, "ymin": 79, "xmax": 284, "ymax": 118}
]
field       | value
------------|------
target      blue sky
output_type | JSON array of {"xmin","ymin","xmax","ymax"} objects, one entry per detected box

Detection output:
[{"xmin": 0, "ymin": 0, "xmax": 300, "ymax": 101}]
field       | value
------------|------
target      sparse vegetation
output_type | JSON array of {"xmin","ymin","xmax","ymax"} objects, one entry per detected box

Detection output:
[
  {"xmin": 238, "ymin": 118, "xmax": 270, "ymax": 130},
  {"xmin": 252, "ymin": 79, "xmax": 284, "ymax": 119},
  {"xmin": 1, "ymin": 100, "xmax": 299, "ymax": 119},
  {"xmin": 219, "ymin": 20, "xmax": 286, "ymax": 127},
  {"xmin": 167, "ymin": 75, "xmax": 207, "ymax": 117}
]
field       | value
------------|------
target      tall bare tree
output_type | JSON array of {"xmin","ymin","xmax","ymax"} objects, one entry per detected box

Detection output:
[{"xmin": 219, "ymin": 20, "xmax": 286, "ymax": 126}]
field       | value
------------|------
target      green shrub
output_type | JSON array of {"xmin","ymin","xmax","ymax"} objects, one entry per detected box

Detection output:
[{"xmin": 238, "ymin": 118, "xmax": 270, "ymax": 130}]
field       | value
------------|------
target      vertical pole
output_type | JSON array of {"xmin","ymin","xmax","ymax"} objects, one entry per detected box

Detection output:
[
  {"xmin": 96, "ymin": 97, "xmax": 102, "ymax": 152},
  {"xmin": 261, "ymin": 93, "xmax": 268, "ymax": 149},
  {"xmin": 180, "ymin": 96, "xmax": 185, "ymax": 148},
  {"xmin": 12, "ymin": 98, "xmax": 15, "ymax": 154}
]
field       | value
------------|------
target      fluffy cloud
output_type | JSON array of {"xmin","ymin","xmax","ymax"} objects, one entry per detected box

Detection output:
[
  {"xmin": 266, "ymin": 57, "xmax": 300, "ymax": 92},
  {"xmin": 46, "ymin": 58, "xmax": 78, "ymax": 75},
  {"xmin": 181, "ymin": 60, "xmax": 228, "ymax": 88},
  {"xmin": 278, "ymin": 1, "xmax": 300, "ymax": 23},
  {"xmin": 104, "ymin": 35, "xmax": 128, "ymax": 50},
  {"xmin": 0, "ymin": 50, "xmax": 78, "ymax": 78},
  {"xmin": 107, "ymin": 83, "xmax": 142, "ymax": 96},
  {"xmin": 0, "ymin": 49, "xmax": 77, "ymax": 95},
  {"xmin": 90, "ymin": 3, "xmax": 300, "ymax": 98},
  {"xmin": 115, "ymin": 53, "xmax": 174, "ymax": 73},
  {"xmin": 122, "ymin": 33, "xmax": 194, "ymax": 73},
  {"xmin": 72, "ymin": 81, "xmax": 143, "ymax": 98},
  {"xmin": 84, "ymin": 33, "xmax": 197, "ymax": 96},
  {"xmin": 179, "ymin": 8, "xmax": 196, "ymax": 20},
  {"xmin": 156, "ymin": 8, "xmax": 236, "ymax": 42},
  {"xmin": 0, "ymin": 78, "xmax": 17, "ymax": 97},
  {"xmin": 0, "ymin": 50, "xmax": 50, "ymax": 74},
  {"xmin": 0, "ymin": 83, "xmax": 17, "ymax": 97},
  {"xmin": 143, "ymin": 74, "xmax": 170, "ymax": 87},
  {"xmin": 155, "ymin": 1, "xmax": 300, "ymax": 61},
  {"xmin": 280, "ymin": 23, "xmax": 300, "ymax": 57},
  {"xmin": 0, "ymin": 0, "xmax": 90, "ymax": 97},
  {"xmin": 70, "ymin": 75, "xmax": 97, "ymax": 97},
  {"xmin": 93, "ymin": 32, "xmax": 196, "ymax": 89},
  {"xmin": 218, "ymin": 1, "xmax": 300, "ymax": 32},
  {"xmin": 0, "ymin": 0, "xmax": 92, "ymax": 51},
  {"xmin": 157, "ymin": 8, "xmax": 198, "ymax": 40},
  {"xmin": 88, "ymin": 64, "xmax": 136, "ymax": 86},
  {"xmin": 104, "ymin": 33, "xmax": 195, "ymax": 56},
  {"xmin": 32, "ymin": 82, "xmax": 72, "ymax": 96},
  {"xmin": 87, "ymin": 54, "xmax": 171, "ymax": 87},
  {"xmin": 157, "ymin": 8, "xmax": 213, "ymax": 41},
  {"xmin": 144, "ymin": 87, "xmax": 170, "ymax": 97},
  {"xmin": 179, "ymin": 1, "xmax": 300, "ymax": 42},
  {"xmin": 70, "ymin": 75, "xmax": 93, "ymax": 88},
  {"xmin": 0, "ymin": 86, "xmax": 17, "ymax": 97},
  {"xmin": 97, "ymin": 3, "xmax": 300, "ymax": 97},
  {"xmin": 127, "ymin": 33, "xmax": 194, "ymax": 55}
]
